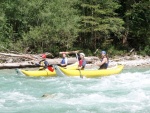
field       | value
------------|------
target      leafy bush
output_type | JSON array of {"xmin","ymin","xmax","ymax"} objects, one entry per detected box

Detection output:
[{"xmin": 140, "ymin": 45, "xmax": 150, "ymax": 56}]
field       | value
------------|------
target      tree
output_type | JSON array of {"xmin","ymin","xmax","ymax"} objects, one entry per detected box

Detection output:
[
  {"xmin": 118, "ymin": 0, "xmax": 150, "ymax": 54},
  {"xmin": 0, "ymin": 0, "xmax": 80, "ymax": 53},
  {"xmin": 78, "ymin": 0, "xmax": 124, "ymax": 50},
  {"xmin": 127, "ymin": 0, "xmax": 150, "ymax": 52}
]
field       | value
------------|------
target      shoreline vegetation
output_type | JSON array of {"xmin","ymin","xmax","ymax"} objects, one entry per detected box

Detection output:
[
  {"xmin": 0, "ymin": 0, "xmax": 150, "ymax": 58},
  {"xmin": 0, "ymin": 52, "xmax": 149, "ymax": 69}
]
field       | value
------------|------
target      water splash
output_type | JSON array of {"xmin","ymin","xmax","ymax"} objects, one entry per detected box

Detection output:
[{"xmin": 0, "ymin": 68, "xmax": 149, "ymax": 113}]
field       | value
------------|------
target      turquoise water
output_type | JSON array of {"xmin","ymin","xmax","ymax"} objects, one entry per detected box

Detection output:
[{"xmin": 0, "ymin": 67, "xmax": 150, "ymax": 113}]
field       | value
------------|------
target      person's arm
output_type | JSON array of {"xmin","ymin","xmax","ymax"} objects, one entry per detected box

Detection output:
[
  {"xmin": 44, "ymin": 61, "xmax": 49, "ymax": 68},
  {"xmin": 95, "ymin": 58, "xmax": 107, "ymax": 66},
  {"xmin": 78, "ymin": 66, "xmax": 82, "ymax": 70},
  {"xmin": 64, "ymin": 58, "xmax": 68, "ymax": 65},
  {"xmin": 76, "ymin": 53, "xmax": 80, "ymax": 61},
  {"xmin": 35, "ymin": 60, "xmax": 42, "ymax": 66},
  {"xmin": 101, "ymin": 58, "xmax": 107, "ymax": 65}
]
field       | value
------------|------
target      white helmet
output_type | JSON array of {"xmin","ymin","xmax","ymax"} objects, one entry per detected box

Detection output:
[{"xmin": 80, "ymin": 53, "xmax": 85, "ymax": 57}]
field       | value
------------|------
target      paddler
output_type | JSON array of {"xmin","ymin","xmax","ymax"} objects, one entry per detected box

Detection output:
[
  {"xmin": 60, "ymin": 53, "xmax": 68, "ymax": 67},
  {"xmin": 36, "ymin": 54, "xmax": 49, "ymax": 70},
  {"xmin": 77, "ymin": 53, "xmax": 86, "ymax": 70},
  {"xmin": 95, "ymin": 51, "xmax": 109, "ymax": 69}
]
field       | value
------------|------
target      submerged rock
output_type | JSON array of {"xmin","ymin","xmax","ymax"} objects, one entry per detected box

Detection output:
[{"xmin": 42, "ymin": 93, "xmax": 55, "ymax": 98}]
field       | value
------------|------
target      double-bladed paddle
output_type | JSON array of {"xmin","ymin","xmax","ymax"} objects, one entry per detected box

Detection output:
[{"xmin": 34, "ymin": 62, "xmax": 54, "ymax": 72}]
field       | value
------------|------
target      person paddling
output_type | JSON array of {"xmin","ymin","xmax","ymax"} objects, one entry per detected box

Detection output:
[
  {"xmin": 95, "ymin": 51, "xmax": 109, "ymax": 69},
  {"xmin": 78, "ymin": 53, "xmax": 86, "ymax": 70},
  {"xmin": 36, "ymin": 54, "xmax": 49, "ymax": 70},
  {"xmin": 60, "ymin": 53, "xmax": 68, "ymax": 67}
]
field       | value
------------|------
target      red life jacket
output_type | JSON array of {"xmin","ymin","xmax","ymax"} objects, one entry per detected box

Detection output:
[{"xmin": 79, "ymin": 60, "xmax": 83, "ymax": 67}]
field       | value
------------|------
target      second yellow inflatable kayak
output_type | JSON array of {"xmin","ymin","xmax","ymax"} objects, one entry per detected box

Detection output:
[{"xmin": 54, "ymin": 65, "xmax": 124, "ymax": 78}]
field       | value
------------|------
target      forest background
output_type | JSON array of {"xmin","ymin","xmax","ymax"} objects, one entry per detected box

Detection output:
[{"xmin": 0, "ymin": 0, "xmax": 149, "ymax": 57}]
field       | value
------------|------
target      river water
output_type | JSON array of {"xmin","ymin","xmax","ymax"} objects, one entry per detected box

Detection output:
[{"xmin": 0, "ymin": 67, "xmax": 150, "ymax": 113}]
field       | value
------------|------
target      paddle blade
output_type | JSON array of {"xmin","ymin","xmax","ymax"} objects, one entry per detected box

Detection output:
[{"xmin": 47, "ymin": 66, "xmax": 54, "ymax": 72}]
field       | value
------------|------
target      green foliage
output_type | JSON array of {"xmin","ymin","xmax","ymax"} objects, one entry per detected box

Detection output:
[
  {"xmin": 0, "ymin": 0, "xmax": 149, "ymax": 56},
  {"xmin": 117, "ymin": 0, "xmax": 150, "ymax": 55},
  {"xmin": 107, "ymin": 46, "xmax": 126, "ymax": 56},
  {"xmin": 78, "ymin": 0, "xmax": 125, "ymax": 50},
  {"xmin": 140, "ymin": 45, "xmax": 150, "ymax": 56},
  {"xmin": 144, "ymin": 45, "xmax": 150, "ymax": 56},
  {"xmin": 0, "ymin": 0, "xmax": 80, "ymax": 53}
]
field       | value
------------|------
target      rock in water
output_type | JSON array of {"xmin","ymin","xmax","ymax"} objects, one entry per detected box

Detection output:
[{"xmin": 42, "ymin": 94, "xmax": 55, "ymax": 98}]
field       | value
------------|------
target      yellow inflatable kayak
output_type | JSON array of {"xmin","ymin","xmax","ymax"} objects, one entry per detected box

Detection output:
[
  {"xmin": 54, "ymin": 65, "xmax": 124, "ymax": 78},
  {"xmin": 17, "ymin": 62, "xmax": 78, "ymax": 77},
  {"xmin": 18, "ymin": 69, "xmax": 56, "ymax": 77}
]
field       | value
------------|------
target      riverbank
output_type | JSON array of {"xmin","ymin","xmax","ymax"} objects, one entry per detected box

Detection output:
[
  {"xmin": 0, "ymin": 52, "xmax": 149, "ymax": 69},
  {"xmin": 110, "ymin": 55, "xmax": 150, "ymax": 67}
]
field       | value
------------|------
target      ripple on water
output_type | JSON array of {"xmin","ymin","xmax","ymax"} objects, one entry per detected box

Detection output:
[{"xmin": 0, "ymin": 68, "xmax": 149, "ymax": 113}]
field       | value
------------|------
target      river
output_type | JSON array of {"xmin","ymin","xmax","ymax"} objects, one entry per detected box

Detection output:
[{"xmin": 0, "ymin": 67, "xmax": 150, "ymax": 113}]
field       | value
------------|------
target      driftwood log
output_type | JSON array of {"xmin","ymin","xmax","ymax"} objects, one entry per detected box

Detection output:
[
  {"xmin": 59, "ymin": 50, "xmax": 82, "ymax": 54},
  {"xmin": 0, "ymin": 52, "xmax": 36, "ymax": 60}
]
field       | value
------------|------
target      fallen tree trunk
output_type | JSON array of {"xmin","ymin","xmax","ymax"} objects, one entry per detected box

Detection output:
[
  {"xmin": 59, "ymin": 50, "xmax": 82, "ymax": 54},
  {"xmin": 0, "ymin": 52, "xmax": 36, "ymax": 60},
  {"xmin": 0, "ymin": 62, "xmax": 36, "ymax": 69}
]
